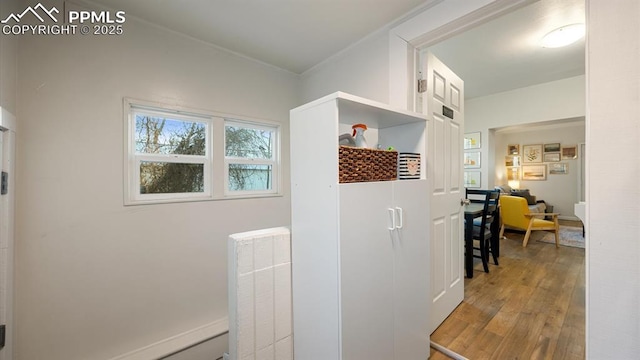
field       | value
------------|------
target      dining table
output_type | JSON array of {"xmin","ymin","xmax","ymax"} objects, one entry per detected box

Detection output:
[{"xmin": 464, "ymin": 202, "xmax": 500, "ymax": 278}]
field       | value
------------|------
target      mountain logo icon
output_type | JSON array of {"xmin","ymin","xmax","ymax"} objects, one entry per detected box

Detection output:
[{"xmin": 1, "ymin": 3, "xmax": 59, "ymax": 24}]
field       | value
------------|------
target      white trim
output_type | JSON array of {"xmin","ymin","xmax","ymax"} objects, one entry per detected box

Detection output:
[
  {"xmin": 125, "ymin": 101, "xmax": 214, "ymax": 205},
  {"xmin": 0, "ymin": 108, "xmax": 16, "ymax": 132},
  {"xmin": 301, "ymin": 0, "xmax": 443, "ymax": 77},
  {"xmin": 388, "ymin": 0, "xmax": 536, "ymax": 109},
  {"xmin": 108, "ymin": 318, "xmax": 229, "ymax": 360},
  {"xmin": 78, "ymin": 0, "xmax": 299, "ymax": 76},
  {"xmin": 123, "ymin": 98, "xmax": 283, "ymax": 205},
  {"xmin": 223, "ymin": 120, "xmax": 280, "ymax": 196}
]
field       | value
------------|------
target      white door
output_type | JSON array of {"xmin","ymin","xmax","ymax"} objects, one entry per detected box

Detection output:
[
  {"xmin": 391, "ymin": 180, "xmax": 429, "ymax": 359},
  {"xmin": 421, "ymin": 51, "xmax": 465, "ymax": 333},
  {"xmin": 0, "ymin": 109, "xmax": 16, "ymax": 360},
  {"xmin": 339, "ymin": 182, "xmax": 394, "ymax": 360}
]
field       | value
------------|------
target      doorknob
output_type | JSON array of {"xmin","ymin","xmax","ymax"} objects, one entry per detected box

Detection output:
[{"xmin": 461, "ymin": 199, "xmax": 470, "ymax": 206}]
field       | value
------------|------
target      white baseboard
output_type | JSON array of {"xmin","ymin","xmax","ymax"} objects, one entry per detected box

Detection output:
[
  {"xmin": 109, "ymin": 317, "xmax": 229, "ymax": 360},
  {"xmin": 559, "ymin": 215, "xmax": 581, "ymax": 221}
]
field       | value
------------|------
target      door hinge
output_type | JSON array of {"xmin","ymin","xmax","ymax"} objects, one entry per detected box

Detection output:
[
  {"xmin": 1, "ymin": 172, "xmax": 7, "ymax": 195},
  {"xmin": 0, "ymin": 324, "xmax": 6, "ymax": 347},
  {"xmin": 417, "ymin": 79, "xmax": 427, "ymax": 93}
]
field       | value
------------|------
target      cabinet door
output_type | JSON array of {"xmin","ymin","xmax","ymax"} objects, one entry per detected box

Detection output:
[
  {"xmin": 339, "ymin": 182, "xmax": 394, "ymax": 360},
  {"xmin": 392, "ymin": 180, "xmax": 430, "ymax": 359}
]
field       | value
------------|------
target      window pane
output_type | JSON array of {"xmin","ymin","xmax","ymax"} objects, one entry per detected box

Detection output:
[
  {"xmin": 136, "ymin": 115, "xmax": 206, "ymax": 155},
  {"xmin": 228, "ymin": 164, "xmax": 272, "ymax": 191},
  {"xmin": 140, "ymin": 162, "xmax": 204, "ymax": 194},
  {"xmin": 225, "ymin": 125, "xmax": 273, "ymax": 159}
]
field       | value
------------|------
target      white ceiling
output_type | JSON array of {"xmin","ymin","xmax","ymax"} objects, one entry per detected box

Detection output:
[
  {"xmin": 88, "ymin": 0, "xmax": 585, "ymax": 99},
  {"xmin": 428, "ymin": 0, "xmax": 585, "ymax": 99},
  {"xmin": 88, "ymin": 0, "xmax": 428, "ymax": 74}
]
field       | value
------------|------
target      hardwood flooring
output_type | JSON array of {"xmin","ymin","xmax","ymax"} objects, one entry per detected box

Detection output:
[{"xmin": 429, "ymin": 221, "xmax": 585, "ymax": 359}]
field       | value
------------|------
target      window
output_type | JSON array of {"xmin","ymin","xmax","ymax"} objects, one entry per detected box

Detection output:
[
  {"xmin": 225, "ymin": 121, "xmax": 278, "ymax": 194},
  {"xmin": 125, "ymin": 99, "xmax": 281, "ymax": 205}
]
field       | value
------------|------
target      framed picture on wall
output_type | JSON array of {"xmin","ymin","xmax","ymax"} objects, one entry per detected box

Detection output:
[
  {"xmin": 522, "ymin": 165, "xmax": 547, "ymax": 180},
  {"xmin": 544, "ymin": 143, "xmax": 561, "ymax": 152},
  {"xmin": 562, "ymin": 145, "xmax": 578, "ymax": 159},
  {"xmin": 523, "ymin": 144, "xmax": 543, "ymax": 163},
  {"xmin": 464, "ymin": 132, "xmax": 481, "ymax": 149},
  {"xmin": 549, "ymin": 163, "xmax": 569, "ymax": 175},
  {"xmin": 507, "ymin": 144, "xmax": 520, "ymax": 155},
  {"xmin": 464, "ymin": 171, "xmax": 481, "ymax": 188},
  {"xmin": 464, "ymin": 151, "xmax": 480, "ymax": 168},
  {"xmin": 505, "ymin": 155, "xmax": 520, "ymax": 167},
  {"xmin": 543, "ymin": 153, "xmax": 560, "ymax": 162},
  {"xmin": 506, "ymin": 167, "xmax": 519, "ymax": 181}
]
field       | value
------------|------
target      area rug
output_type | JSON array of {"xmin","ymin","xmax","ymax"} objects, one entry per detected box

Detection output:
[{"xmin": 538, "ymin": 225, "xmax": 585, "ymax": 248}]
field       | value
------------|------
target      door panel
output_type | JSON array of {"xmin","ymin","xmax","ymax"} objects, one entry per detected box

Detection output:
[
  {"xmin": 391, "ymin": 180, "xmax": 429, "ymax": 359},
  {"xmin": 339, "ymin": 182, "xmax": 394, "ymax": 359},
  {"xmin": 422, "ymin": 51, "xmax": 465, "ymax": 333},
  {"xmin": 432, "ymin": 115, "xmax": 445, "ymax": 193}
]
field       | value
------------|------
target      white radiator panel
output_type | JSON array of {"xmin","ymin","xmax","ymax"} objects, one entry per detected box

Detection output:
[{"xmin": 228, "ymin": 227, "xmax": 292, "ymax": 360}]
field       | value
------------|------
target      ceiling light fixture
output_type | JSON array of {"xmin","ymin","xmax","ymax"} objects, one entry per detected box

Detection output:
[{"xmin": 541, "ymin": 23, "xmax": 585, "ymax": 48}]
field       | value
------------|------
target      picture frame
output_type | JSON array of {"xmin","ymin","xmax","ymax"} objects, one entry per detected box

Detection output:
[
  {"xmin": 522, "ymin": 144, "xmax": 543, "ymax": 163},
  {"xmin": 464, "ymin": 151, "xmax": 480, "ymax": 168},
  {"xmin": 549, "ymin": 163, "xmax": 569, "ymax": 175},
  {"xmin": 464, "ymin": 171, "xmax": 481, "ymax": 188},
  {"xmin": 562, "ymin": 145, "xmax": 578, "ymax": 159},
  {"xmin": 544, "ymin": 143, "xmax": 561, "ymax": 153},
  {"xmin": 507, "ymin": 144, "xmax": 520, "ymax": 155},
  {"xmin": 543, "ymin": 153, "xmax": 561, "ymax": 162},
  {"xmin": 464, "ymin": 132, "xmax": 481, "ymax": 150},
  {"xmin": 506, "ymin": 167, "xmax": 519, "ymax": 181},
  {"xmin": 505, "ymin": 155, "xmax": 520, "ymax": 167},
  {"xmin": 522, "ymin": 164, "xmax": 547, "ymax": 180}
]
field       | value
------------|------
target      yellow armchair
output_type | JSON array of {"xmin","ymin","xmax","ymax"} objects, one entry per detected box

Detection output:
[{"xmin": 499, "ymin": 195, "xmax": 560, "ymax": 247}]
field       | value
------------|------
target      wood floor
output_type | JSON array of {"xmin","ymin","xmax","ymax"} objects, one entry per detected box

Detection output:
[{"xmin": 429, "ymin": 221, "xmax": 585, "ymax": 360}]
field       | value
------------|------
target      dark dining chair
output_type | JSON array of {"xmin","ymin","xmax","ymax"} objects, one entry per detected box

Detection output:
[{"xmin": 465, "ymin": 189, "xmax": 500, "ymax": 272}]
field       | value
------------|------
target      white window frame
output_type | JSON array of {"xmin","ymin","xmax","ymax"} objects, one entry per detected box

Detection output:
[
  {"xmin": 124, "ymin": 98, "xmax": 282, "ymax": 205},
  {"xmin": 224, "ymin": 119, "xmax": 280, "ymax": 197}
]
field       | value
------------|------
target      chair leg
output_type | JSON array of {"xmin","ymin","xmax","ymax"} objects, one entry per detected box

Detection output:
[
  {"xmin": 499, "ymin": 224, "xmax": 505, "ymax": 239},
  {"xmin": 490, "ymin": 242, "xmax": 499, "ymax": 265},
  {"xmin": 554, "ymin": 218, "xmax": 560, "ymax": 248},
  {"xmin": 523, "ymin": 230, "xmax": 532, "ymax": 247},
  {"xmin": 480, "ymin": 240, "xmax": 489, "ymax": 273},
  {"xmin": 523, "ymin": 219, "xmax": 535, "ymax": 247}
]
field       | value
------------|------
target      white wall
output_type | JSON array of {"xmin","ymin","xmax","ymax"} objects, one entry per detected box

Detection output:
[
  {"xmin": 15, "ymin": 11, "xmax": 298, "ymax": 360},
  {"xmin": 466, "ymin": 76, "xmax": 586, "ymax": 189},
  {"xmin": 494, "ymin": 121, "xmax": 585, "ymax": 219},
  {"xmin": 586, "ymin": 0, "xmax": 640, "ymax": 358},
  {"xmin": 300, "ymin": 31, "xmax": 391, "ymax": 104}
]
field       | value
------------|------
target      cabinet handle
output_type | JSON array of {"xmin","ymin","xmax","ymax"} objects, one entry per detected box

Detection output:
[
  {"xmin": 388, "ymin": 208, "xmax": 396, "ymax": 230},
  {"xmin": 395, "ymin": 207, "xmax": 404, "ymax": 229}
]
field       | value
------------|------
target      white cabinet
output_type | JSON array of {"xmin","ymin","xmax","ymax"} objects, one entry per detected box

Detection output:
[{"xmin": 290, "ymin": 92, "xmax": 430, "ymax": 360}]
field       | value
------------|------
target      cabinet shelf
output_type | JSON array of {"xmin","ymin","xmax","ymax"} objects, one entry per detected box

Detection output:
[{"xmin": 291, "ymin": 92, "xmax": 427, "ymax": 181}]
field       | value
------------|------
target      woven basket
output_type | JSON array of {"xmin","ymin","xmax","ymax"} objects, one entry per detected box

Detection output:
[{"xmin": 339, "ymin": 146, "xmax": 398, "ymax": 183}]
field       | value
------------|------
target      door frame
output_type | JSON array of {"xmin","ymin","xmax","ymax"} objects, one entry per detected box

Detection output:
[
  {"xmin": 0, "ymin": 107, "xmax": 16, "ymax": 360},
  {"xmin": 388, "ymin": 0, "xmax": 536, "ymax": 111}
]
